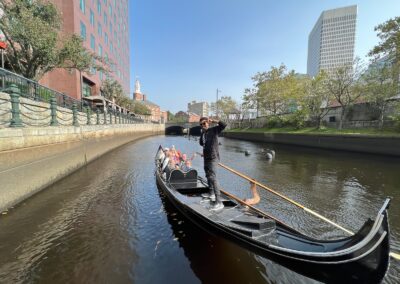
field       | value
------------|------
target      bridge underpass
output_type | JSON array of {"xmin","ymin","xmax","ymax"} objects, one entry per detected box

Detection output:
[{"xmin": 165, "ymin": 122, "xmax": 201, "ymax": 136}]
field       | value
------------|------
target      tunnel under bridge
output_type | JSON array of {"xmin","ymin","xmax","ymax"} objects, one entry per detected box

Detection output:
[{"xmin": 165, "ymin": 122, "xmax": 201, "ymax": 136}]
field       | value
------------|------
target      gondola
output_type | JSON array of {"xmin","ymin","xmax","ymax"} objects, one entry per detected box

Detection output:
[{"xmin": 155, "ymin": 146, "xmax": 391, "ymax": 283}]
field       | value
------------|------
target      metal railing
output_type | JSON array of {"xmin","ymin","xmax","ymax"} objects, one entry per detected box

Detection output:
[
  {"xmin": 0, "ymin": 68, "xmax": 85, "ymax": 111},
  {"xmin": 0, "ymin": 68, "xmax": 149, "ymax": 128}
]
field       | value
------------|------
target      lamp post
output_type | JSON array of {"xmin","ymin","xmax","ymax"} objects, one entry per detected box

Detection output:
[{"xmin": 216, "ymin": 88, "xmax": 221, "ymax": 118}]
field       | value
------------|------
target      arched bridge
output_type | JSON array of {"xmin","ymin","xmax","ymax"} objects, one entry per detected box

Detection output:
[{"xmin": 165, "ymin": 122, "xmax": 201, "ymax": 136}]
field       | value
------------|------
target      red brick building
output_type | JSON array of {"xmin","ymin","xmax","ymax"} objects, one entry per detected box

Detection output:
[
  {"xmin": 174, "ymin": 111, "xmax": 200, "ymax": 123},
  {"xmin": 133, "ymin": 79, "xmax": 165, "ymax": 123},
  {"xmin": 40, "ymin": 0, "xmax": 130, "ymax": 99}
]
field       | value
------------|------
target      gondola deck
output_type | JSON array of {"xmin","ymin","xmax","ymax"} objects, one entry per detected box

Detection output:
[{"xmin": 155, "ymin": 146, "xmax": 391, "ymax": 283}]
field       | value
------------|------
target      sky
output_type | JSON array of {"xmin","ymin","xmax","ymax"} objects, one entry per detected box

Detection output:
[{"xmin": 129, "ymin": 0, "xmax": 400, "ymax": 113}]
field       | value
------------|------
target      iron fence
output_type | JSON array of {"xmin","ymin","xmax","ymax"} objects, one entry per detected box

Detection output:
[{"xmin": 0, "ymin": 68, "xmax": 150, "ymax": 128}]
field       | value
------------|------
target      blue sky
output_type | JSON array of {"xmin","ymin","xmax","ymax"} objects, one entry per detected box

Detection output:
[{"xmin": 129, "ymin": 0, "xmax": 400, "ymax": 113}]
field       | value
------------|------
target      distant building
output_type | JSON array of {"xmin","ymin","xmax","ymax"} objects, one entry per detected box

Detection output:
[
  {"xmin": 187, "ymin": 112, "xmax": 200, "ymax": 123},
  {"xmin": 187, "ymin": 101, "xmax": 209, "ymax": 117},
  {"xmin": 160, "ymin": 111, "xmax": 168, "ymax": 123},
  {"xmin": 174, "ymin": 111, "xmax": 200, "ymax": 123},
  {"xmin": 307, "ymin": 5, "xmax": 357, "ymax": 77},
  {"xmin": 133, "ymin": 79, "xmax": 162, "ymax": 122}
]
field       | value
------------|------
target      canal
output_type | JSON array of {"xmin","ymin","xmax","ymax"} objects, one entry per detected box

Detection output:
[{"xmin": 0, "ymin": 135, "xmax": 399, "ymax": 283}]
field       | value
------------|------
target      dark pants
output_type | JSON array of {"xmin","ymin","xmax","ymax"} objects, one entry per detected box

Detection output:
[{"xmin": 204, "ymin": 160, "xmax": 221, "ymax": 202}]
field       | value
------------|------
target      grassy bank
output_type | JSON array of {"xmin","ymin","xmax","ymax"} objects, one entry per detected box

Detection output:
[{"xmin": 227, "ymin": 127, "xmax": 400, "ymax": 136}]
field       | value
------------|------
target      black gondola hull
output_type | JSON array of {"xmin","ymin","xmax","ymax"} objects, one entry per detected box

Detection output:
[{"xmin": 155, "ymin": 161, "xmax": 390, "ymax": 283}]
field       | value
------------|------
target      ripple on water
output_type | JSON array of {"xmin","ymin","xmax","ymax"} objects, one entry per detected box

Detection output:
[{"xmin": 0, "ymin": 136, "xmax": 399, "ymax": 283}]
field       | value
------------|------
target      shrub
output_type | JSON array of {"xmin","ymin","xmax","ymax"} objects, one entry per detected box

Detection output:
[{"xmin": 265, "ymin": 116, "xmax": 282, "ymax": 128}]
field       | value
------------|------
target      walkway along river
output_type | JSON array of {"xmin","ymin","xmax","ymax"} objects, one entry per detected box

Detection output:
[{"xmin": 0, "ymin": 136, "xmax": 399, "ymax": 283}]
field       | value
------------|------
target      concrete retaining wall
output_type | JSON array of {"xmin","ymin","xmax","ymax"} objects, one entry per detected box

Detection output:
[
  {"xmin": 0, "ymin": 124, "xmax": 164, "ymax": 212},
  {"xmin": 224, "ymin": 132, "xmax": 400, "ymax": 157}
]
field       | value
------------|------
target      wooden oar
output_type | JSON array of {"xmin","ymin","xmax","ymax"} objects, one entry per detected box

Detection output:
[
  {"xmin": 219, "ymin": 162, "xmax": 354, "ymax": 235},
  {"xmin": 219, "ymin": 188, "xmax": 303, "ymax": 235},
  {"xmin": 219, "ymin": 162, "xmax": 400, "ymax": 261}
]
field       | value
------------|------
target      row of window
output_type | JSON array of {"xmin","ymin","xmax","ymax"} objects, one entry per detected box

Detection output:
[
  {"xmin": 79, "ymin": 0, "xmax": 129, "ymax": 83},
  {"xmin": 80, "ymin": 0, "xmax": 127, "ymax": 16},
  {"xmin": 80, "ymin": 19, "xmax": 128, "ymax": 67},
  {"xmin": 323, "ymin": 14, "xmax": 356, "ymax": 24},
  {"xmin": 81, "ymin": 0, "xmax": 128, "ymax": 34},
  {"xmin": 80, "ymin": 0, "xmax": 128, "ymax": 50}
]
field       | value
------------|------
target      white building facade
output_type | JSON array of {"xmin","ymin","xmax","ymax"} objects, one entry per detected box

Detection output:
[
  {"xmin": 187, "ymin": 101, "xmax": 209, "ymax": 117},
  {"xmin": 307, "ymin": 5, "xmax": 357, "ymax": 77}
]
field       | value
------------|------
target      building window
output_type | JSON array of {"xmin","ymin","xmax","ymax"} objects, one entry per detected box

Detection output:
[
  {"xmin": 99, "ymin": 70, "xmax": 103, "ymax": 81},
  {"xmin": 80, "ymin": 22, "xmax": 86, "ymax": 40},
  {"xmin": 98, "ymin": 44, "xmax": 102, "ymax": 56},
  {"xmin": 90, "ymin": 10, "xmax": 94, "ymax": 26},
  {"xmin": 104, "ymin": 12, "xmax": 107, "ymax": 25},
  {"xmin": 97, "ymin": 0, "xmax": 101, "ymax": 14},
  {"xmin": 90, "ymin": 34, "xmax": 95, "ymax": 50},
  {"xmin": 109, "ymin": 4, "xmax": 112, "ymax": 15},
  {"xmin": 79, "ymin": 0, "xmax": 85, "ymax": 14},
  {"xmin": 105, "ymin": 33, "xmax": 108, "ymax": 45},
  {"xmin": 82, "ymin": 81, "xmax": 92, "ymax": 97},
  {"xmin": 98, "ymin": 22, "xmax": 102, "ymax": 37}
]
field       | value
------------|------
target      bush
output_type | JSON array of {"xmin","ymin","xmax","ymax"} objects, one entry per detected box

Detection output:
[
  {"xmin": 282, "ymin": 110, "xmax": 308, "ymax": 129},
  {"xmin": 264, "ymin": 116, "xmax": 282, "ymax": 128}
]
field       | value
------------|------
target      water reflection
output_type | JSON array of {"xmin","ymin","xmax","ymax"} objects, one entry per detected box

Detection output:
[{"xmin": 0, "ymin": 135, "xmax": 398, "ymax": 284}]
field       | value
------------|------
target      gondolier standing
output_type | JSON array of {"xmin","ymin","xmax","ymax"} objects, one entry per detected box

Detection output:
[{"xmin": 199, "ymin": 117, "xmax": 226, "ymax": 212}]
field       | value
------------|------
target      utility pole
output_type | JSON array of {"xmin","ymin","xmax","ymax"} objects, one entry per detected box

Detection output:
[{"xmin": 216, "ymin": 88, "xmax": 221, "ymax": 118}]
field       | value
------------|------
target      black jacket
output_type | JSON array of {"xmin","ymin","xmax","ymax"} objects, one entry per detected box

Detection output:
[{"xmin": 199, "ymin": 121, "xmax": 227, "ymax": 161}]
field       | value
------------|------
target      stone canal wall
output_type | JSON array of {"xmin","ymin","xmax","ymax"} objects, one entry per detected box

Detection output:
[
  {"xmin": 224, "ymin": 132, "xmax": 400, "ymax": 157},
  {"xmin": 0, "ymin": 124, "xmax": 164, "ymax": 212}
]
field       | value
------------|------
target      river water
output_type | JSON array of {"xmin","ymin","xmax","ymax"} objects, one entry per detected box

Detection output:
[{"xmin": 0, "ymin": 135, "xmax": 399, "ymax": 283}]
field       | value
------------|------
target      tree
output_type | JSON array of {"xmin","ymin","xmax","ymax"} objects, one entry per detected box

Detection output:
[
  {"xmin": 362, "ymin": 63, "xmax": 398, "ymax": 128},
  {"xmin": 101, "ymin": 79, "xmax": 124, "ymax": 101},
  {"xmin": 368, "ymin": 17, "xmax": 400, "ymax": 90},
  {"xmin": 302, "ymin": 71, "xmax": 333, "ymax": 129},
  {"xmin": 131, "ymin": 101, "xmax": 151, "ymax": 115},
  {"xmin": 0, "ymin": 0, "xmax": 107, "ymax": 80},
  {"xmin": 326, "ymin": 58, "xmax": 365, "ymax": 129},
  {"xmin": 242, "ymin": 88, "xmax": 258, "ymax": 116},
  {"xmin": 167, "ymin": 111, "xmax": 174, "ymax": 122},
  {"xmin": 210, "ymin": 96, "xmax": 239, "ymax": 122},
  {"xmin": 101, "ymin": 79, "xmax": 150, "ymax": 115},
  {"xmin": 250, "ymin": 65, "xmax": 303, "ymax": 116}
]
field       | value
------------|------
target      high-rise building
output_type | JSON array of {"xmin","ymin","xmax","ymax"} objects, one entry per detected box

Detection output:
[
  {"xmin": 187, "ymin": 101, "xmax": 209, "ymax": 117},
  {"xmin": 307, "ymin": 5, "xmax": 357, "ymax": 77},
  {"xmin": 39, "ymin": 0, "xmax": 130, "ymax": 99}
]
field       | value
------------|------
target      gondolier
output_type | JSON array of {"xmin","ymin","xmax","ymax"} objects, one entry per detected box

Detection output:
[
  {"xmin": 199, "ymin": 117, "xmax": 226, "ymax": 212},
  {"xmin": 154, "ymin": 146, "xmax": 392, "ymax": 283}
]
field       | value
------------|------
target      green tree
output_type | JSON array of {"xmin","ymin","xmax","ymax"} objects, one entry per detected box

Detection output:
[
  {"xmin": 167, "ymin": 111, "xmax": 174, "ymax": 121},
  {"xmin": 0, "ymin": 0, "xmax": 107, "ymax": 80},
  {"xmin": 101, "ymin": 78, "xmax": 124, "ymax": 101},
  {"xmin": 368, "ymin": 17, "xmax": 400, "ymax": 90},
  {"xmin": 362, "ymin": 63, "xmax": 398, "ymax": 128},
  {"xmin": 210, "ymin": 96, "xmax": 239, "ymax": 122},
  {"xmin": 302, "ymin": 71, "xmax": 332, "ymax": 129},
  {"xmin": 326, "ymin": 58, "xmax": 365, "ymax": 129},
  {"xmin": 250, "ymin": 65, "xmax": 303, "ymax": 116},
  {"xmin": 131, "ymin": 101, "xmax": 151, "ymax": 115}
]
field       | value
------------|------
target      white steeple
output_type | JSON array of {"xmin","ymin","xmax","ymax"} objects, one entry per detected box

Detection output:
[{"xmin": 134, "ymin": 78, "xmax": 141, "ymax": 94}]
